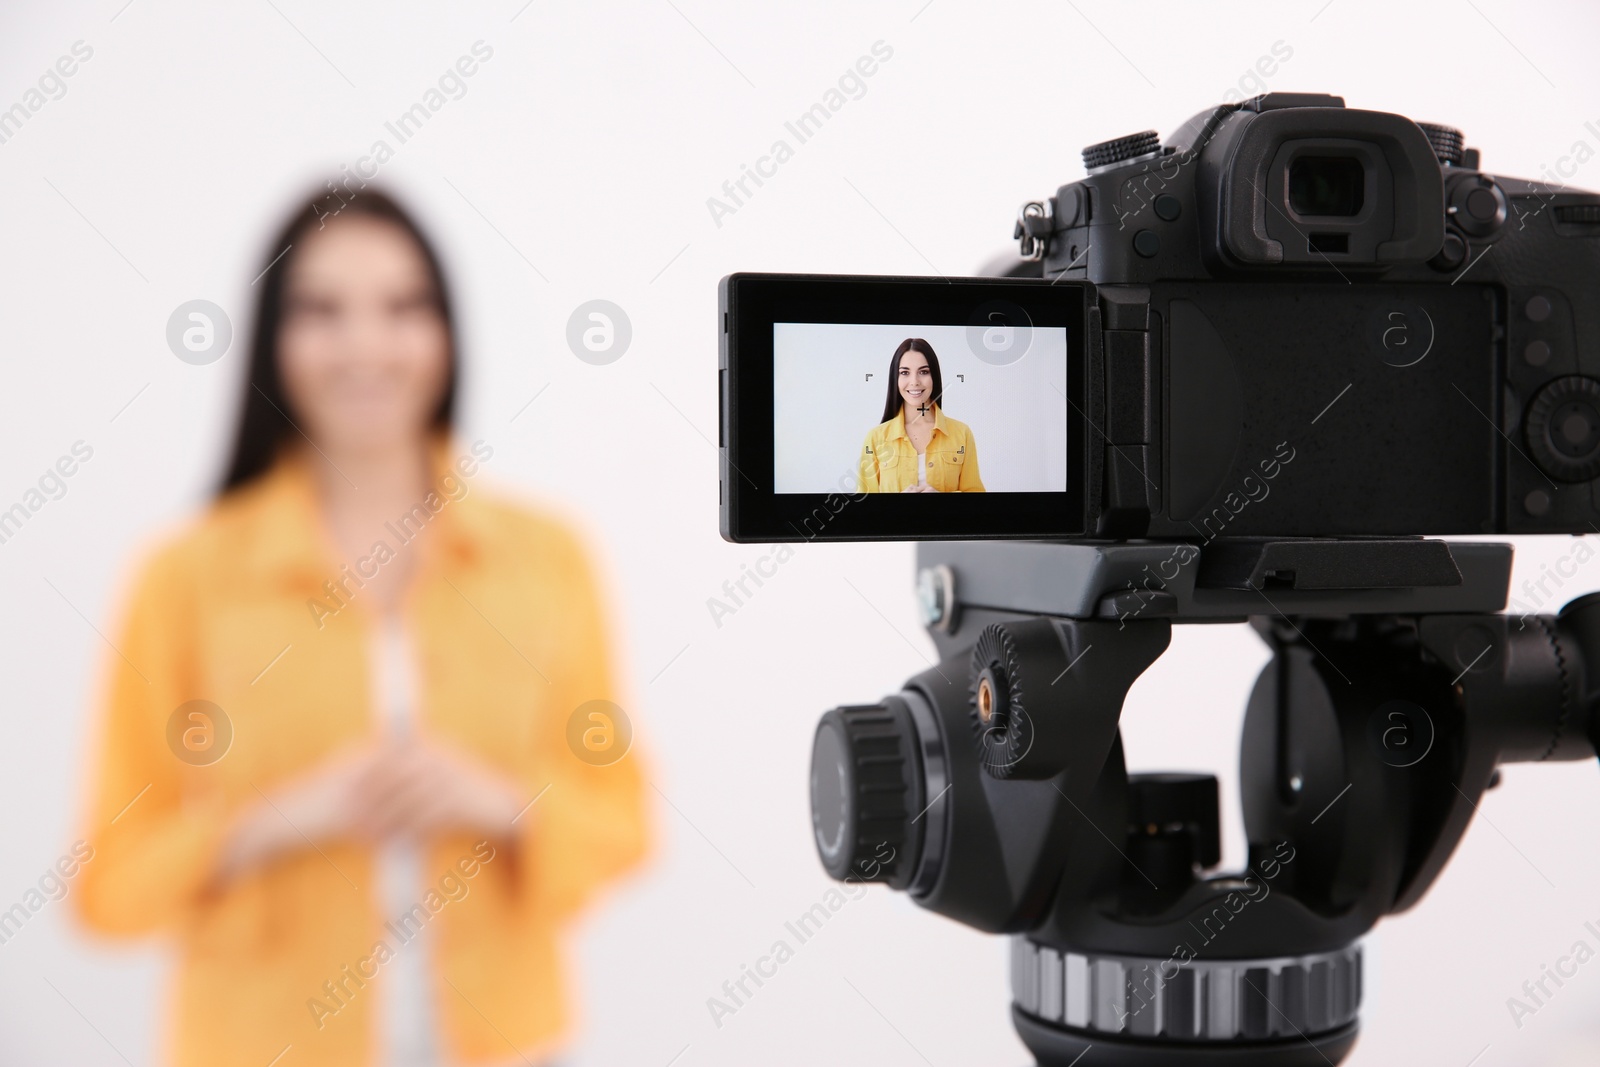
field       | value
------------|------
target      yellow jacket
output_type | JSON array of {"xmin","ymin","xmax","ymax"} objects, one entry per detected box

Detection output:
[
  {"xmin": 858, "ymin": 406, "xmax": 985, "ymax": 493},
  {"xmin": 75, "ymin": 439, "xmax": 650, "ymax": 1067}
]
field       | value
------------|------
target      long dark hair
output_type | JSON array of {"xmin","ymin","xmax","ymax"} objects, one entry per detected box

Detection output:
[
  {"xmin": 879, "ymin": 338, "xmax": 943, "ymax": 424},
  {"xmin": 218, "ymin": 188, "xmax": 459, "ymax": 494}
]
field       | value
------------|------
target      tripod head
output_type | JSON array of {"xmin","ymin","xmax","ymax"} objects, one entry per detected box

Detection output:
[{"xmin": 809, "ymin": 538, "xmax": 1600, "ymax": 1064}]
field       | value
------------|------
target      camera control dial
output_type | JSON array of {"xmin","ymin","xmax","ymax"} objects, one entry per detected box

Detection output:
[
  {"xmin": 1527, "ymin": 375, "xmax": 1600, "ymax": 483},
  {"xmin": 1082, "ymin": 130, "xmax": 1162, "ymax": 174},
  {"xmin": 1417, "ymin": 122, "xmax": 1466, "ymax": 166}
]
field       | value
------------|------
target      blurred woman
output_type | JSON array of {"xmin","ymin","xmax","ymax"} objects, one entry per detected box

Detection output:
[
  {"xmin": 76, "ymin": 190, "xmax": 650, "ymax": 1067},
  {"xmin": 857, "ymin": 338, "xmax": 984, "ymax": 493}
]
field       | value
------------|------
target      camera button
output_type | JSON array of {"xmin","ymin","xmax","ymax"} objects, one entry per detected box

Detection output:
[
  {"xmin": 1448, "ymin": 174, "xmax": 1507, "ymax": 236},
  {"xmin": 1466, "ymin": 187, "xmax": 1499, "ymax": 221},
  {"xmin": 1429, "ymin": 231, "xmax": 1468, "ymax": 272},
  {"xmin": 1132, "ymin": 229, "xmax": 1161, "ymax": 258}
]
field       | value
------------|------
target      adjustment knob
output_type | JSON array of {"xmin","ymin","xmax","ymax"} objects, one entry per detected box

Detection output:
[
  {"xmin": 1527, "ymin": 375, "xmax": 1600, "ymax": 483},
  {"xmin": 1082, "ymin": 130, "xmax": 1161, "ymax": 173},
  {"xmin": 969, "ymin": 619, "xmax": 1077, "ymax": 779},
  {"xmin": 1417, "ymin": 122, "xmax": 1466, "ymax": 166},
  {"xmin": 1013, "ymin": 939, "xmax": 1362, "ymax": 1043},
  {"xmin": 810, "ymin": 702, "xmax": 923, "ymax": 887}
]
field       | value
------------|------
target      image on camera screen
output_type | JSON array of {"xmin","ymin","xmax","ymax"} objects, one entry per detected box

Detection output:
[{"xmin": 771, "ymin": 322, "xmax": 1069, "ymax": 495}]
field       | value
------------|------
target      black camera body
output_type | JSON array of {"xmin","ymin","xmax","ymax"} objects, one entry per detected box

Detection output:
[
  {"xmin": 1020, "ymin": 91, "xmax": 1600, "ymax": 540},
  {"xmin": 720, "ymin": 92, "xmax": 1600, "ymax": 544},
  {"xmin": 790, "ymin": 94, "xmax": 1600, "ymax": 1065}
]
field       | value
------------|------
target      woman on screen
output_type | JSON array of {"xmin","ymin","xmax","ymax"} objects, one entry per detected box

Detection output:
[
  {"xmin": 858, "ymin": 338, "xmax": 984, "ymax": 493},
  {"xmin": 75, "ymin": 189, "xmax": 649, "ymax": 1067}
]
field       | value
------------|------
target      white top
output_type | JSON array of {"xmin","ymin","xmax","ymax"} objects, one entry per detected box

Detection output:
[
  {"xmin": 370, "ymin": 614, "xmax": 441, "ymax": 1067},
  {"xmin": 917, "ymin": 452, "xmax": 928, "ymax": 486}
]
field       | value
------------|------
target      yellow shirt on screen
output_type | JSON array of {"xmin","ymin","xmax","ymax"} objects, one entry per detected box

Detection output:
[
  {"xmin": 858, "ymin": 406, "xmax": 985, "ymax": 493},
  {"xmin": 74, "ymin": 438, "xmax": 650, "ymax": 1067}
]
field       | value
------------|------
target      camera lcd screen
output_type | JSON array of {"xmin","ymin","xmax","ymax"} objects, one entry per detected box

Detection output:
[
  {"xmin": 773, "ymin": 322, "xmax": 1069, "ymax": 494},
  {"xmin": 720, "ymin": 274, "xmax": 1089, "ymax": 542}
]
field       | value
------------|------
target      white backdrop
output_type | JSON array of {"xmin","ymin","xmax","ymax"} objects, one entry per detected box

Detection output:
[
  {"xmin": 772, "ymin": 322, "xmax": 1068, "ymax": 492},
  {"xmin": 4, "ymin": 2, "xmax": 1600, "ymax": 1066}
]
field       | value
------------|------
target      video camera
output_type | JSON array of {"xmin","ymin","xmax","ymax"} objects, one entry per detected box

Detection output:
[
  {"xmin": 721, "ymin": 92, "xmax": 1600, "ymax": 542},
  {"xmin": 718, "ymin": 94, "xmax": 1600, "ymax": 1064}
]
